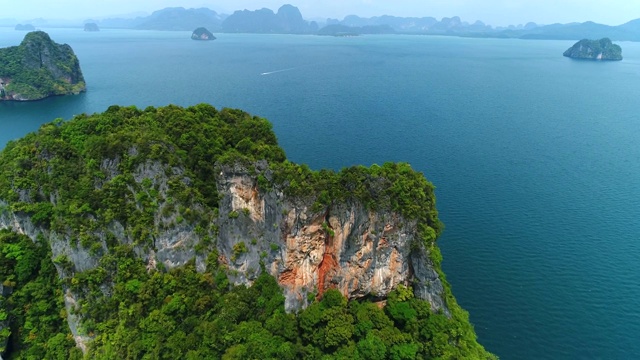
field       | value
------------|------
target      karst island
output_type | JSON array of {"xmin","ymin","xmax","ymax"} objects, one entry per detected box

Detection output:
[
  {"xmin": 0, "ymin": 104, "xmax": 496, "ymax": 359},
  {"xmin": 192, "ymin": 27, "xmax": 216, "ymax": 40},
  {"xmin": 0, "ymin": 31, "xmax": 86, "ymax": 101},
  {"xmin": 563, "ymin": 38, "xmax": 623, "ymax": 61}
]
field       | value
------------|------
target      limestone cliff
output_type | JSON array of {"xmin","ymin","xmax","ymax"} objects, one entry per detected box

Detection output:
[
  {"xmin": 0, "ymin": 160, "xmax": 446, "ymax": 313},
  {"xmin": 216, "ymin": 164, "xmax": 446, "ymax": 312},
  {"xmin": 0, "ymin": 31, "xmax": 86, "ymax": 101}
]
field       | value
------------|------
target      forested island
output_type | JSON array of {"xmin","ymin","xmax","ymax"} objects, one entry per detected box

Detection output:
[
  {"xmin": 221, "ymin": 4, "xmax": 318, "ymax": 34},
  {"xmin": 563, "ymin": 38, "xmax": 623, "ymax": 60},
  {"xmin": 14, "ymin": 24, "xmax": 35, "ymax": 31},
  {"xmin": 191, "ymin": 27, "xmax": 215, "ymax": 40},
  {"xmin": 0, "ymin": 31, "xmax": 85, "ymax": 101},
  {"xmin": 0, "ymin": 104, "xmax": 496, "ymax": 359},
  {"xmin": 83, "ymin": 23, "xmax": 100, "ymax": 32}
]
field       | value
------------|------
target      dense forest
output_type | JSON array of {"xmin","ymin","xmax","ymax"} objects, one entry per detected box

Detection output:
[{"xmin": 0, "ymin": 104, "xmax": 496, "ymax": 359}]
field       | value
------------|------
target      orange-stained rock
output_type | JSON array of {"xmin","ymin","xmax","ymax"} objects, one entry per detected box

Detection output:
[{"xmin": 215, "ymin": 163, "xmax": 448, "ymax": 313}]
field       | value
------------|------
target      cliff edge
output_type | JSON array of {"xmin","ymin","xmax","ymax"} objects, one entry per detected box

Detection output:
[{"xmin": 0, "ymin": 31, "xmax": 86, "ymax": 101}]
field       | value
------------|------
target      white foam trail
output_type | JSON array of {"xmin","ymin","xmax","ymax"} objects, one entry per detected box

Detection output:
[{"xmin": 260, "ymin": 67, "xmax": 299, "ymax": 76}]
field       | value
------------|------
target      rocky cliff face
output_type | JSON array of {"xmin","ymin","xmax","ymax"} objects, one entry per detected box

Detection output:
[
  {"xmin": 0, "ymin": 31, "xmax": 86, "ymax": 101},
  {"xmin": 216, "ymin": 164, "xmax": 447, "ymax": 312},
  {"xmin": 0, "ymin": 161, "xmax": 448, "ymax": 316},
  {"xmin": 0, "ymin": 160, "xmax": 449, "ymax": 353}
]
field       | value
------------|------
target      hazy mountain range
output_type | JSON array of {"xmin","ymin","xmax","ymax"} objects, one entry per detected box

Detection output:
[{"xmin": 5, "ymin": 4, "xmax": 640, "ymax": 41}]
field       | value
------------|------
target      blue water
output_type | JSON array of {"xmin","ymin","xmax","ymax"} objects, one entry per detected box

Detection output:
[{"xmin": 2, "ymin": 27, "xmax": 640, "ymax": 359}]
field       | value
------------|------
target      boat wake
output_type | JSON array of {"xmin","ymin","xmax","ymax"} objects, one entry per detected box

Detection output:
[{"xmin": 260, "ymin": 67, "xmax": 299, "ymax": 76}]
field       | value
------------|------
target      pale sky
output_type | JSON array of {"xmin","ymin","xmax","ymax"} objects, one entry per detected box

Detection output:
[{"xmin": 3, "ymin": 0, "xmax": 639, "ymax": 27}]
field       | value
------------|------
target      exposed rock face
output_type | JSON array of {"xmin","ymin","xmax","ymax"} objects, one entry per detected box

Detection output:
[
  {"xmin": 563, "ymin": 38, "xmax": 623, "ymax": 61},
  {"xmin": 0, "ymin": 31, "xmax": 86, "ymax": 101},
  {"xmin": 0, "ymin": 157, "xmax": 208, "ymax": 353},
  {"xmin": 0, "ymin": 160, "xmax": 448, "ymax": 316},
  {"xmin": 0, "ymin": 200, "xmax": 94, "ymax": 352},
  {"xmin": 215, "ymin": 164, "xmax": 447, "ymax": 313}
]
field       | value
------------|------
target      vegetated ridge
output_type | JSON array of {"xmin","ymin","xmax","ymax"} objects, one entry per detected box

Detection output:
[
  {"xmin": 0, "ymin": 31, "xmax": 85, "ymax": 101},
  {"xmin": 0, "ymin": 104, "xmax": 497, "ymax": 359}
]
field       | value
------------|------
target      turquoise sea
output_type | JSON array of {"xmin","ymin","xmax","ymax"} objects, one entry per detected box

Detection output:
[{"xmin": 2, "ymin": 28, "xmax": 640, "ymax": 359}]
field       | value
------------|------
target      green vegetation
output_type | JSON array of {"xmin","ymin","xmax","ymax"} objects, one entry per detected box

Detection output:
[
  {"xmin": 1, "ymin": 235, "xmax": 493, "ymax": 359},
  {"xmin": 231, "ymin": 242, "xmax": 248, "ymax": 261},
  {"xmin": 0, "ymin": 230, "xmax": 83, "ymax": 359},
  {"xmin": 563, "ymin": 38, "xmax": 623, "ymax": 60},
  {"xmin": 0, "ymin": 104, "xmax": 495, "ymax": 358},
  {"xmin": 0, "ymin": 31, "xmax": 85, "ymax": 101}
]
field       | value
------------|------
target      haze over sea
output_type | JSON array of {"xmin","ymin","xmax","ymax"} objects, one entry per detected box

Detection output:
[{"xmin": 2, "ymin": 28, "xmax": 640, "ymax": 359}]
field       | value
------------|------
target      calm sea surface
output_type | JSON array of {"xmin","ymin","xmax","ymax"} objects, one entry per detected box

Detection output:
[{"xmin": 2, "ymin": 27, "xmax": 640, "ymax": 359}]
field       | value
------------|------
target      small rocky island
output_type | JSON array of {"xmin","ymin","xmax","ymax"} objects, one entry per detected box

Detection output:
[
  {"xmin": 563, "ymin": 38, "xmax": 623, "ymax": 61},
  {"xmin": 84, "ymin": 23, "xmax": 100, "ymax": 32},
  {"xmin": 0, "ymin": 31, "xmax": 85, "ymax": 101},
  {"xmin": 191, "ymin": 27, "xmax": 216, "ymax": 40},
  {"xmin": 14, "ymin": 24, "xmax": 35, "ymax": 31}
]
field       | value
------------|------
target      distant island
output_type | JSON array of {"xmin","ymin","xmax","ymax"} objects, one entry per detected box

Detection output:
[
  {"xmin": 14, "ymin": 24, "xmax": 35, "ymax": 31},
  {"xmin": 191, "ymin": 27, "xmax": 215, "ymax": 40},
  {"xmin": 0, "ymin": 31, "xmax": 86, "ymax": 101},
  {"xmin": 84, "ymin": 22, "xmax": 100, "ymax": 32},
  {"xmin": 222, "ymin": 4, "xmax": 318, "ymax": 34},
  {"xmin": 135, "ymin": 7, "xmax": 224, "ymax": 31},
  {"xmin": 8, "ymin": 5, "xmax": 640, "ymax": 42},
  {"xmin": 43, "ymin": 4, "xmax": 640, "ymax": 41},
  {"xmin": 563, "ymin": 38, "xmax": 623, "ymax": 60},
  {"xmin": 317, "ymin": 24, "xmax": 394, "ymax": 36}
]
